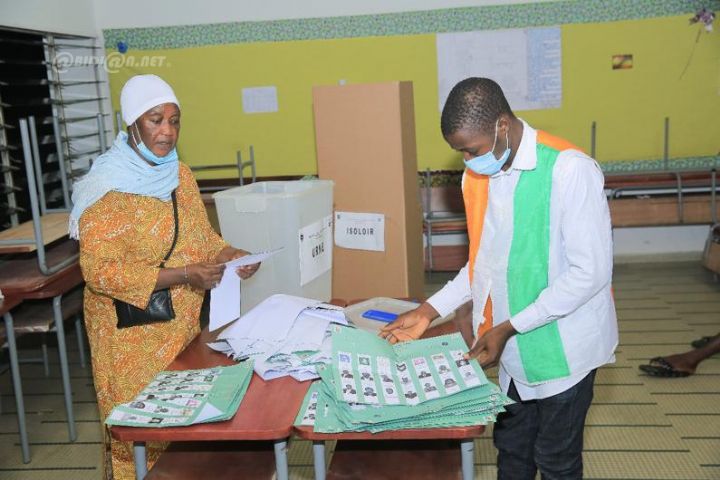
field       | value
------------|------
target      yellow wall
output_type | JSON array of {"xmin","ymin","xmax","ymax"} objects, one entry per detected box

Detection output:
[{"xmin": 108, "ymin": 14, "xmax": 720, "ymax": 178}]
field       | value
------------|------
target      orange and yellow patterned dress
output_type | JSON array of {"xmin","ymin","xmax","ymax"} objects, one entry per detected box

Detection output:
[{"xmin": 79, "ymin": 163, "xmax": 227, "ymax": 480}]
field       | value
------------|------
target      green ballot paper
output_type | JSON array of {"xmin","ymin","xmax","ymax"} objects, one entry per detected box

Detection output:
[
  {"xmin": 105, "ymin": 362, "xmax": 254, "ymax": 428},
  {"xmin": 295, "ymin": 327, "xmax": 513, "ymax": 434},
  {"xmin": 331, "ymin": 325, "xmax": 487, "ymax": 406}
]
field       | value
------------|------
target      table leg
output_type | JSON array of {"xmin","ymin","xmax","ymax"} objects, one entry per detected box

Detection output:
[
  {"xmin": 134, "ymin": 441, "xmax": 148, "ymax": 479},
  {"xmin": 427, "ymin": 223, "xmax": 434, "ymax": 275},
  {"xmin": 312, "ymin": 440, "xmax": 326, "ymax": 480},
  {"xmin": 52, "ymin": 295, "xmax": 76, "ymax": 442},
  {"xmin": 274, "ymin": 438, "xmax": 289, "ymax": 480},
  {"xmin": 75, "ymin": 315, "xmax": 87, "ymax": 369},
  {"xmin": 460, "ymin": 439, "xmax": 474, "ymax": 480},
  {"xmin": 3, "ymin": 313, "xmax": 30, "ymax": 463},
  {"xmin": 41, "ymin": 341, "xmax": 50, "ymax": 377}
]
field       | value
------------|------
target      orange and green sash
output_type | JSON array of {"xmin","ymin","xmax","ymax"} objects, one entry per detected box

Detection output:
[{"xmin": 463, "ymin": 131, "xmax": 579, "ymax": 383}]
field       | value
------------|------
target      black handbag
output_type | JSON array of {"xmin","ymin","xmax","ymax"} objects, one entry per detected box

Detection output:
[{"xmin": 115, "ymin": 190, "xmax": 179, "ymax": 329}]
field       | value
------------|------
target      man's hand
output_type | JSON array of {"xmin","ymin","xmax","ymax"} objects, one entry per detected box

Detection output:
[
  {"xmin": 214, "ymin": 247, "xmax": 260, "ymax": 280},
  {"xmin": 378, "ymin": 302, "xmax": 439, "ymax": 344},
  {"xmin": 465, "ymin": 321, "xmax": 517, "ymax": 368}
]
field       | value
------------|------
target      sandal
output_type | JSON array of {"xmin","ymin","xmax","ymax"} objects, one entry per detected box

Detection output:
[
  {"xmin": 638, "ymin": 357, "xmax": 692, "ymax": 378},
  {"xmin": 691, "ymin": 336, "xmax": 716, "ymax": 349}
]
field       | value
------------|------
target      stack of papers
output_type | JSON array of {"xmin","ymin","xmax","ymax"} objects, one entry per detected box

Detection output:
[
  {"xmin": 105, "ymin": 362, "xmax": 253, "ymax": 428},
  {"xmin": 253, "ymin": 309, "xmax": 334, "ymax": 381},
  {"xmin": 208, "ymin": 294, "xmax": 348, "ymax": 381},
  {"xmin": 295, "ymin": 326, "xmax": 512, "ymax": 433}
]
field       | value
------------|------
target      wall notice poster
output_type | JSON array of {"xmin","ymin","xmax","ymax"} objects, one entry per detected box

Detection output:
[
  {"xmin": 436, "ymin": 27, "xmax": 562, "ymax": 112},
  {"xmin": 299, "ymin": 215, "xmax": 333, "ymax": 286},
  {"xmin": 242, "ymin": 86, "xmax": 279, "ymax": 114}
]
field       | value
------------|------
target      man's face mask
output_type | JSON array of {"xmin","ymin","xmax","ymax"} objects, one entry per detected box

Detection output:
[{"xmin": 464, "ymin": 119, "xmax": 511, "ymax": 176}]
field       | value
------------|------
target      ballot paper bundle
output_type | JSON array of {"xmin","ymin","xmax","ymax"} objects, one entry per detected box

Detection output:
[
  {"xmin": 105, "ymin": 362, "xmax": 253, "ymax": 428},
  {"xmin": 208, "ymin": 294, "xmax": 348, "ymax": 381},
  {"xmin": 295, "ymin": 326, "xmax": 512, "ymax": 433}
]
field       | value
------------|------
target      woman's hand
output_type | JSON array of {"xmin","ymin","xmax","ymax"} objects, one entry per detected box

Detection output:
[
  {"xmin": 186, "ymin": 262, "xmax": 226, "ymax": 290},
  {"xmin": 214, "ymin": 246, "xmax": 260, "ymax": 280}
]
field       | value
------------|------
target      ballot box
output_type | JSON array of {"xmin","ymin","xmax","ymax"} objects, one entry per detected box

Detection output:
[
  {"xmin": 344, "ymin": 297, "xmax": 420, "ymax": 333},
  {"xmin": 214, "ymin": 180, "xmax": 334, "ymax": 313},
  {"xmin": 344, "ymin": 297, "xmax": 456, "ymax": 334}
]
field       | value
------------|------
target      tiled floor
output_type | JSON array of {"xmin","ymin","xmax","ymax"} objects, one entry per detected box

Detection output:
[{"xmin": 0, "ymin": 261, "xmax": 719, "ymax": 479}]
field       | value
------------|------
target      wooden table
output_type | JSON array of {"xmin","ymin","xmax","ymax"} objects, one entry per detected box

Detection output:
[
  {"xmin": 295, "ymin": 423, "xmax": 484, "ymax": 480},
  {"xmin": 110, "ymin": 328, "xmax": 310, "ymax": 480},
  {"xmin": 0, "ymin": 212, "xmax": 70, "ymax": 254},
  {"xmin": 1, "ymin": 294, "xmax": 31, "ymax": 463},
  {"xmin": 0, "ymin": 240, "xmax": 84, "ymax": 445},
  {"xmin": 294, "ymin": 303, "xmax": 484, "ymax": 480},
  {"xmin": 0, "ymin": 240, "xmax": 80, "ymax": 295}
]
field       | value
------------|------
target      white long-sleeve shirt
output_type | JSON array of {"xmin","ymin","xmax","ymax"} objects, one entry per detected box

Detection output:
[{"xmin": 428, "ymin": 120, "xmax": 618, "ymax": 401}]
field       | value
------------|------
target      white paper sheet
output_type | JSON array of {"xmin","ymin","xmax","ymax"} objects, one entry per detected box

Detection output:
[
  {"xmin": 298, "ymin": 215, "xmax": 333, "ymax": 286},
  {"xmin": 206, "ymin": 341, "xmax": 234, "ymax": 355},
  {"xmin": 302, "ymin": 305, "xmax": 349, "ymax": 325},
  {"xmin": 194, "ymin": 402, "xmax": 223, "ymax": 423},
  {"xmin": 217, "ymin": 294, "xmax": 320, "ymax": 351},
  {"xmin": 242, "ymin": 86, "xmax": 278, "ymax": 114},
  {"xmin": 225, "ymin": 247, "xmax": 284, "ymax": 269},
  {"xmin": 209, "ymin": 248, "xmax": 285, "ymax": 332},
  {"xmin": 209, "ymin": 268, "xmax": 241, "ymax": 332},
  {"xmin": 334, "ymin": 212, "xmax": 385, "ymax": 252},
  {"xmin": 436, "ymin": 27, "xmax": 561, "ymax": 112}
]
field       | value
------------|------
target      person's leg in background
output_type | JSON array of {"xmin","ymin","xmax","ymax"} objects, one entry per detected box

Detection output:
[{"xmin": 640, "ymin": 333, "xmax": 720, "ymax": 377}]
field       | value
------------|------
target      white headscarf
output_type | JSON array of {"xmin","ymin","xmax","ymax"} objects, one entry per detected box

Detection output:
[{"xmin": 120, "ymin": 74, "xmax": 180, "ymax": 125}]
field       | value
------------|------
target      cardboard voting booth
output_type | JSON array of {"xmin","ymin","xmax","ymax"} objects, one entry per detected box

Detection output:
[{"xmin": 313, "ymin": 81, "xmax": 424, "ymax": 300}]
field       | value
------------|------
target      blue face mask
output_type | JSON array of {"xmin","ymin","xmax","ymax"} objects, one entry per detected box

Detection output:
[
  {"xmin": 131, "ymin": 124, "xmax": 178, "ymax": 165},
  {"xmin": 464, "ymin": 120, "xmax": 511, "ymax": 176}
]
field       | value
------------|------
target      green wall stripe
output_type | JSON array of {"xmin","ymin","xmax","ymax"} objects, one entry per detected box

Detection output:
[
  {"xmin": 423, "ymin": 156, "xmax": 720, "ymax": 186},
  {"xmin": 600, "ymin": 156, "xmax": 719, "ymax": 174},
  {"xmin": 103, "ymin": 0, "xmax": 719, "ymax": 50}
]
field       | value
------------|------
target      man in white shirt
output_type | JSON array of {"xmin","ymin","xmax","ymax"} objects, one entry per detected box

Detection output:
[{"xmin": 381, "ymin": 77, "xmax": 618, "ymax": 479}]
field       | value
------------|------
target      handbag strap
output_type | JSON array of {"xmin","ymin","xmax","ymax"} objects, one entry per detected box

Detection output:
[{"xmin": 159, "ymin": 190, "xmax": 179, "ymax": 268}]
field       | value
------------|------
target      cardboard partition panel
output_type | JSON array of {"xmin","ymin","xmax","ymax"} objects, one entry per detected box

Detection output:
[{"xmin": 313, "ymin": 81, "xmax": 424, "ymax": 300}]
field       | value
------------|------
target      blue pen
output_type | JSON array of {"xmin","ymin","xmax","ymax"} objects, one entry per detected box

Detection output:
[{"xmin": 361, "ymin": 309, "xmax": 398, "ymax": 323}]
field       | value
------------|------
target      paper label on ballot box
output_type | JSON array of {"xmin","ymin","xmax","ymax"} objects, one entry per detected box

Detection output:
[{"xmin": 299, "ymin": 215, "xmax": 333, "ymax": 286}]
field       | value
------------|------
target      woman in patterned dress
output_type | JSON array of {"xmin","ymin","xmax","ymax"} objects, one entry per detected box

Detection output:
[{"xmin": 69, "ymin": 74, "xmax": 259, "ymax": 479}]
